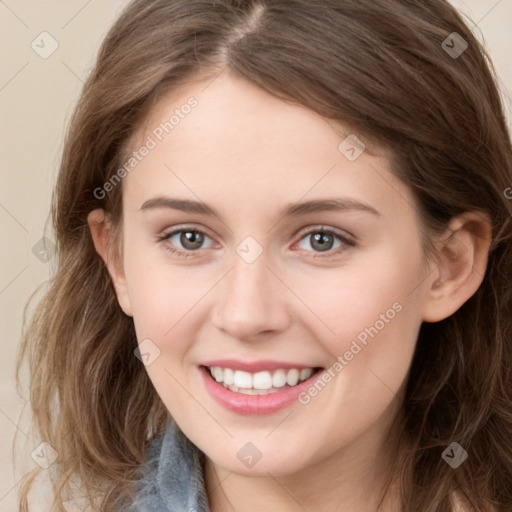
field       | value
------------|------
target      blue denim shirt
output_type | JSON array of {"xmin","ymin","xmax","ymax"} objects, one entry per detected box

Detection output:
[{"xmin": 128, "ymin": 420, "xmax": 211, "ymax": 512}]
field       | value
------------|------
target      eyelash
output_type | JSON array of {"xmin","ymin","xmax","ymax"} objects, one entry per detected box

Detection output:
[{"xmin": 156, "ymin": 225, "xmax": 356, "ymax": 260}]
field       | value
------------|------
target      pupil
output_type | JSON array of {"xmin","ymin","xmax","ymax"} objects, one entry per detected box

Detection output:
[
  {"xmin": 182, "ymin": 231, "xmax": 203, "ymax": 249},
  {"xmin": 312, "ymin": 232, "xmax": 332, "ymax": 252}
]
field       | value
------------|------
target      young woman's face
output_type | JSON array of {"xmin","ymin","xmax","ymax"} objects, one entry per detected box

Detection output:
[{"xmin": 116, "ymin": 71, "xmax": 436, "ymax": 477}]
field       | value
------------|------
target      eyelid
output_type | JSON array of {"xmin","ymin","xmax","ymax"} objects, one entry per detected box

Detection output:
[
  {"xmin": 293, "ymin": 224, "xmax": 355, "ymax": 244},
  {"xmin": 158, "ymin": 222, "xmax": 215, "ymax": 238}
]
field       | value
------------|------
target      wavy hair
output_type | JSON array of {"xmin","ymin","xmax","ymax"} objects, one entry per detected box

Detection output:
[{"xmin": 16, "ymin": 0, "xmax": 512, "ymax": 510}]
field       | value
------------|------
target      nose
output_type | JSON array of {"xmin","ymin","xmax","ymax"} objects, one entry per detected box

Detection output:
[{"xmin": 211, "ymin": 249, "xmax": 291, "ymax": 341}]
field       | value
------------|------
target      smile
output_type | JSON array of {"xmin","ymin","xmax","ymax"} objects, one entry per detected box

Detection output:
[
  {"xmin": 206, "ymin": 366, "xmax": 316, "ymax": 394},
  {"xmin": 199, "ymin": 363, "xmax": 324, "ymax": 415}
]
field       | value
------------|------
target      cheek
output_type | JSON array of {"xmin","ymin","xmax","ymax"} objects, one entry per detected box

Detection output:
[
  {"xmin": 289, "ymin": 244, "xmax": 425, "ymax": 430},
  {"xmin": 123, "ymin": 256, "xmax": 207, "ymax": 413},
  {"xmin": 122, "ymin": 231, "xmax": 207, "ymax": 341},
  {"xmin": 291, "ymin": 244, "xmax": 424, "ymax": 357}
]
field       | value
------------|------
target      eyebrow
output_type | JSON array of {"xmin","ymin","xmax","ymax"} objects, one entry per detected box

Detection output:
[{"xmin": 139, "ymin": 196, "xmax": 381, "ymax": 218}]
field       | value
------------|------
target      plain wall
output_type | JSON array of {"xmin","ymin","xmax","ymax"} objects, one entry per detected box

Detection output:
[{"xmin": 1, "ymin": 1, "xmax": 511, "ymax": 511}]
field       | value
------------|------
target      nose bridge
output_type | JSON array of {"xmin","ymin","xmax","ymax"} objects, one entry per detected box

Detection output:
[{"xmin": 212, "ymin": 242, "xmax": 288, "ymax": 339}]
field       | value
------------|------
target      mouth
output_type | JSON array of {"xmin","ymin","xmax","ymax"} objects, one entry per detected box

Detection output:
[
  {"xmin": 199, "ymin": 363, "xmax": 324, "ymax": 415},
  {"xmin": 203, "ymin": 365, "xmax": 323, "ymax": 395}
]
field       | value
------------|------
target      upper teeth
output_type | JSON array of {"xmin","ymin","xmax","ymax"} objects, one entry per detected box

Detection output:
[{"xmin": 208, "ymin": 367, "xmax": 314, "ymax": 390}]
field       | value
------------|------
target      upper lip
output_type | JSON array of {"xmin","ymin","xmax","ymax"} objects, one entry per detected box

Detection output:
[{"xmin": 200, "ymin": 359, "xmax": 321, "ymax": 372}]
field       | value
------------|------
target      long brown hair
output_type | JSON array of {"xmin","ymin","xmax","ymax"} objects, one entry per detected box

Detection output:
[{"xmin": 16, "ymin": 0, "xmax": 512, "ymax": 510}]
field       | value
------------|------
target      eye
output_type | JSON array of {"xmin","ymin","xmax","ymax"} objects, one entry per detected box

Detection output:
[
  {"xmin": 156, "ymin": 226, "xmax": 215, "ymax": 258},
  {"xmin": 293, "ymin": 226, "xmax": 355, "ymax": 259},
  {"xmin": 157, "ymin": 224, "xmax": 355, "ymax": 260}
]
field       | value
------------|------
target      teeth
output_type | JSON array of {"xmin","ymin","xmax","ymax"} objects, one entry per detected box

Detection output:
[
  {"xmin": 300, "ymin": 368, "xmax": 313, "ymax": 381},
  {"xmin": 207, "ymin": 366, "xmax": 316, "ymax": 393},
  {"xmin": 237, "ymin": 388, "xmax": 259, "ymax": 395},
  {"xmin": 223, "ymin": 368, "xmax": 234, "ymax": 385},
  {"xmin": 221, "ymin": 382, "xmax": 283, "ymax": 394},
  {"xmin": 212, "ymin": 367, "xmax": 223, "ymax": 382},
  {"xmin": 253, "ymin": 371, "xmax": 273, "ymax": 390},
  {"xmin": 272, "ymin": 369, "xmax": 287, "ymax": 388},
  {"xmin": 286, "ymin": 369, "xmax": 299, "ymax": 386},
  {"xmin": 233, "ymin": 370, "xmax": 252, "ymax": 389}
]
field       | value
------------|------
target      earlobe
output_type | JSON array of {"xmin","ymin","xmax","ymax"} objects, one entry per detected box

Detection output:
[
  {"xmin": 421, "ymin": 211, "xmax": 492, "ymax": 323},
  {"xmin": 87, "ymin": 208, "xmax": 133, "ymax": 317}
]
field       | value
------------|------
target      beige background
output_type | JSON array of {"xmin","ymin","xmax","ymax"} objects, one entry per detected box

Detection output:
[{"xmin": 1, "ymin": 1, "xmax": 511, "ymax": 511}]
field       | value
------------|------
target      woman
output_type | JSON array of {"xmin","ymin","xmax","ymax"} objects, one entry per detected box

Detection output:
[{"xmin": 16, "ymin": 0, "xmax": 512, "ymax": 510}]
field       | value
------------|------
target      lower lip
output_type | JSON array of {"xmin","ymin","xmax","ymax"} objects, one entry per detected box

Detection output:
[{"xmin": 199, "ymin": 366, "xmax": 322, "ymax": 415}]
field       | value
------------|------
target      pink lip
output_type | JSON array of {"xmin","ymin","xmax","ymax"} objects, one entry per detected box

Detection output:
[
  {"xmin": 199, "ymin": 365, "xmax": 322, "ymax": 415},
  {"xmin": 201, "ymin": 359, "xmax": 316, "ymax": 372}
]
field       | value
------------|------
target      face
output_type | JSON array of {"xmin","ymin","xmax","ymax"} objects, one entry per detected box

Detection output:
[{"xmin": 110, "ymin": 71, "xmax": 435, "ymax": 477}]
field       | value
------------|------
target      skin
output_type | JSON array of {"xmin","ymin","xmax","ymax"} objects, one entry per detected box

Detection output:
[{"xmin": 88, "ymin": 71, "xmax": 491, "ymax": 512}]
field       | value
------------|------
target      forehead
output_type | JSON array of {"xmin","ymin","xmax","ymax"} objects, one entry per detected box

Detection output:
[{"xmin": 121, "ymin": 71, "xmax": 414, "ymax": 221}]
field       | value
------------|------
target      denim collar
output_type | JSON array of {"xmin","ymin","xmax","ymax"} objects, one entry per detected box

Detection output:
[{"xmin": 130, "ymin": 419, "xmax": 211, "ymax": 512}]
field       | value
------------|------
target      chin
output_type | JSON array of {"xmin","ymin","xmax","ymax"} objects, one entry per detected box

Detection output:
[{"xmin": 206, "ymin": 439, "xmax": 310, "ymax": 477}]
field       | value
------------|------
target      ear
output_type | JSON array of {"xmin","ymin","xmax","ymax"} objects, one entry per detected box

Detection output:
[
  {"xmin": 87, "ymin": 208, "xmax": 133, "ymax": 317},
  {"xmin": 421, "ymin": 211, "xmax": 492, "ymax": 323}
]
